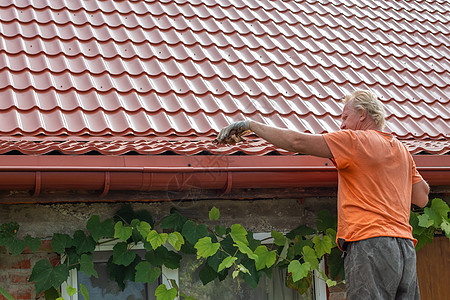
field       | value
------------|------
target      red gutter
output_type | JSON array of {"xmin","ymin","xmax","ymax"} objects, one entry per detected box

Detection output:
[{"xmin": 0, "ymin": 155, "xmax": 448, "ymax": 197}]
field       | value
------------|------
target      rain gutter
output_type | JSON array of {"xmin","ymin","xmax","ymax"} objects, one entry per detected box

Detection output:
[{"xmin": 0, "ymin": 155, "xmax": 448, "ymax": 197}]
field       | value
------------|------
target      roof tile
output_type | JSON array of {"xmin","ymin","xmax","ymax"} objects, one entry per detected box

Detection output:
[{"xmin": 0, "ymin": 0, "xmax": 448, "ymax": 155}]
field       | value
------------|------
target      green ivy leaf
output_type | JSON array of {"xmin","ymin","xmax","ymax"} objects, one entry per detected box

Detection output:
[
  {"xmin": 417, "ymin": 213, "xmax": 434, "ymax": 228},
  {"xmin": 254, "ymin": 245, "xmax": 276, "ymax": 270},
  {"xmin": 286, "ymin": 225, "xmax": 316, "ymax": 239},
  {"xmin": 313, "ymin": 235, "xmax": 332, "ymax": 258},
  {"xmin": 24, "ymin": 235, "xmax": 41, "ymax": 253},
  {"xmin": 288, "ymin": 260, "xmax": 310, "ymax": 282},
  {"xmin": 218, "ymin": 256, "xmax": 237, "ymax": 272},
  {"xmin": 214, "ymin": 225, "xmax": 227, "ymax": 237},
  {"xmin": 195, "ymin": 237, "xmax": 220, "ymax": 259},
  {"xmin": 80, "ymin": 254, "xmax": 98, "ymax": 278},
  {"xmin": 168, "ymin": 232, "xmax": 184, "ymax": 251},
  {"xmin": 146, "ymin": 246, "xmax": 182, "ymax": 269},
  {"xmin": 51, "ymin": 233, "xmax": 73, "ymax": 255},
  {"xmin": 147, "ymin": 230, "xmax": 168, "ymax": 250},
  {"xmin": 316, "ymin": 210, "xmax": 337, "ymax": 232},
  {"xmin": 182, "ymin": 220, "xmax": 208, "ymax": 245},
  {"xmin": 441, "ymin": 219, "xmax": 450, "ymax": 238},
  {"xmin": 424, "ymin": 207, "xmax": 442, "ymax": 227},
  {"xmin": 73, "ymin": 230, "xmax": 96, "ymax": 255},
  {"xmin": 107, "ymin": 255, "xmax": 141, "ymax": 290},
  {"xmin": 113, "ymin": 242, "xmax": 136, "ymax": 266},
  {"xmin": 209, "ymin": 206, "xmax": 220, "ymax": 221},
  {"xmin": 44, "ymin": 287, "xmax": 60, "ymax": 300},
  {"xmin": 430, "ymin": 198, "xmax": 449, "ymax": 219},
  {"xmin": 136, "ymin": 221, "xmax": 152, "ymax": 240},
  {"xmin": 230, "ymin": 224, "xmax": 248, "ymax": 245},
  {"xmin": 80, "ymin": 283, "xmax": 89, "ymax": 300},
  {"xmin": 326, "ymin": 279, "xmax": 338, "ymax": 287},
  {"xmin": 86, "ymin": 215, "xmax": 114, "ymax": 242},
  {"xmin": 8, "ymin": 238, "xmax": 26, "ymax": 255},
  {"xmin": 155, "ymin": 284, "xmax": 177, "ymax": 300},
  {"xmin": 327, "ymin": 247, "xmax": 345, "ymax": 280},
  {"xmin": 234, "ymin": 241, "xmax": 257, "ymax": 260},
  {"xmin": 199, "ymin": 263, "xmax": 218, "ymax": 285},
  {"xmin": 114, "ymin": 221, "xmax": 133, "ymax": 242},
  {"xmin": 135, "ymin": 261, "xmax": 161, "ymax": 284},
  {"xmin": 271, "ymin": 230, "xmax": 287, "ymax": 246},
  {"xmin": 160, "ymin": 208, "xmax": 188, "ymax": 232},
  {"xmin": 302, "ymin": 246, "xmax": 319, "ymax": 270},
  {"xmin": 29, "ymin": 259, "xmax": 69, "ymax": 294},
  {"xmin": 66, "ymin": 285, "xmax": 77, "ymax": 296}
]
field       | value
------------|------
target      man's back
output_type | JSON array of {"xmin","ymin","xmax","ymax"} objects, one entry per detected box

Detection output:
[{"xmin": 323, "ymin": 129, "xmax": 423, "ymax": 245}]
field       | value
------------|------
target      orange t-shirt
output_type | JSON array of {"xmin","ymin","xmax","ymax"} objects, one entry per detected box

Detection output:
[{"xmin": 323, "ymin": 130, "xmax": 423, "ymax": 248}]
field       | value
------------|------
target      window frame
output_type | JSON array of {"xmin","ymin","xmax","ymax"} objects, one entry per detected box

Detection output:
[{"xmin": 61, "ymin": 233, "xmax": 327, "ymax": 300}]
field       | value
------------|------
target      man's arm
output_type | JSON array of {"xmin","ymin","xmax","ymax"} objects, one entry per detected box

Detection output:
[
  {"xmin": 411, "ymin": 180, "xmax": 429, "ymax": 208},
  {"xmin": 249, "ymin": 121, "xmax": 333, "ymax": 158}
]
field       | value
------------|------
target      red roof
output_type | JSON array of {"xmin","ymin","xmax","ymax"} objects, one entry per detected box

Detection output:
[{"xmin": 0, "ymin": 0, "xmax": 449, "ymax": 155}]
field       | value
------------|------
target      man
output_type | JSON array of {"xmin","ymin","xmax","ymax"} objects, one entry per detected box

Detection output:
[{"xmin": 215, "ymin": 90, "xmax": 429, "ymax": 299}]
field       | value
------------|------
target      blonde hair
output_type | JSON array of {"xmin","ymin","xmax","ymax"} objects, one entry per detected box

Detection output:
[{"xmin": 343, "ymin": 90, "xmax": 386, "ymax": 129}]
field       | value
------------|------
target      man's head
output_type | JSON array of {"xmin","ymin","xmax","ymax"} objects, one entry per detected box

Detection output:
[{"xmin": 340, "ymin": 90, "xmax": 386, "ymax": 131}]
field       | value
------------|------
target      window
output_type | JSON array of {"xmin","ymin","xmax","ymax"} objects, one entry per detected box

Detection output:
[{"xmin": 62, "ymin": 234, "xmax": 326, "ymax": 300}]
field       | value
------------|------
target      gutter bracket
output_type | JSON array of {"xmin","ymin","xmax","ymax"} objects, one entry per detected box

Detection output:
[
  {"xmin": 220, "ymin": 171, "xmax": 232, "ymax": 195},
  {"xmin": 99, "ymin": 171, "xmax": 110, "ymax": 198},
  {"xmin": 32, "ymin": 171, "xmax": 41, "ymax": 197}
]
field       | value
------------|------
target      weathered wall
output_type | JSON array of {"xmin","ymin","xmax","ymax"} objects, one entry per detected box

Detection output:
[{"xmin": 0, "ymin": 196, "xmax": 338, "ymax": 300}]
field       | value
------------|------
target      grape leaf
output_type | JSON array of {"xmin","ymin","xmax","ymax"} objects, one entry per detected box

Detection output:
[
  {"xmin": 114, "ymin": 221, "xmax": 132, "ymax": 242},
  {"xmin": 73, "ymin": 230, "xmax": 96, "ymax": 255},
  {"xmin": 431, "ymin": 198, "xmax": 449, "ymax": 219},
  {"xmin": 135, "ymin": 261, "xmax": 161, "ymax": 284},
  {"xmin": 146, "ymin": 246, "xmax": 182, "ymax": 269},
  {"xmin": 51, "ymin": 233, "xmax": 73, "ymax": 255},
  {"xmin": 254, "ymin": 245, "xmax": 276, "ymax": 270},
  {"xmin": 417, "ymin": 213, "xmax": 434, "ymax": 228},
  {"xmin": 155, "ymin": 284, "xmax": 177, "ymax": 300},
  {"xmin": 66, "ymin": 285, "xmax": 77, "ymax": 296},
  {"xmin": 182, "ymin": 220, "xmax": 208, "ymax": 245},
  {"xmin": 302, "ymin": 246, "xmax": 319, "ymax": 270},
  {"xmin": 288, "ymin": 260, "xmax": 310, "ymax": 282},
  {"xmin": 29, "ymin": 259, "xmax": 69, "ymax": 294},
  {"xmin": 113, "ymin": 242, "xmax": 136, "ymax": 266},
  {"xmin": 271, "ymin": 230, "xmax": 286, "ymax": 246},
  {"xmin": 136, "ymin": 221, "xmax": 152, "ymax": 239},
  {"xmin": 160, "ymin": 208, "xmax": 188, "ymax": 232},
  {"xmin": 168, "ymin": 232, "xmax": 184, "ymax": 251},
  {"xmin": 86, "ymin": 215, "xmax": 114, "ymax": 242},
  {"xmin": 80, "ymin": 283, "xmax": 89, "ymax": 300},
  {"xmin": 80, "ymin": 254, "xmax": 98, "ymax": 278},
  {"xmin": 230, "ymin": 224, "xmax": 248, "ymax": 245},
  {"xmin": 234, "ymin": 241, "xmax": 257, "ymax": 260},
  {"xmin": 147, "ymin": 230, "xmax": 168, "ymax": 250},
  {"xmin": 218, "ymin": 256, "xmax": 237, "ymax": 272},
  {"xmin": 312, "ymin": 235, "xmax": 332, "ymax": 258},
  {"xmin": 209, "ymin": 206, "xmax": 220, "ymax": 221},
  {"xmin": 195, "ymin": 237, "xmax": 220, "ymax": 259},
  {"xmin": 214, "ymin": 225, "xmax": 227, "ymax": 237},
  {"xmin": 199, "ymin": 263, "xmax": 218, "ymax": 285}
]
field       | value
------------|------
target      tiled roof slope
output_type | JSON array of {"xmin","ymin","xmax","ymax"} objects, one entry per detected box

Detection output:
[{"xmin": 0, "ymin": 0, "xmax": 449, "ymax": 155}]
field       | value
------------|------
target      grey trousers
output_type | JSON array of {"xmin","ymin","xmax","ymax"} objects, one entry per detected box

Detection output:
[{"xmin": 344, "ymin": 236, "xmax": 420, "ymax": 300}]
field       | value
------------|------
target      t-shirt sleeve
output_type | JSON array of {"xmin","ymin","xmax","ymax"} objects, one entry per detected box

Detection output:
[
  {"xmin": 411, "ymin": 157, "xmax": 424, "ymax": 185},
  {"xmin": 323, "ymin": 130, "xmax": 358, "ymax": 170}
]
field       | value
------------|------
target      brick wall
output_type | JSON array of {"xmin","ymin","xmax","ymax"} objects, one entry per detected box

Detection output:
[{"xmin": 0, "ymin": 241, "xmax": 57, "ymax": 300}]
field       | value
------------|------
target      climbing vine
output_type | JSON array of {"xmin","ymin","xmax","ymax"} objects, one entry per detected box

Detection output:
[{"xmin": 0, "ymin": 198, "xmax": 449, "ymax": 300}]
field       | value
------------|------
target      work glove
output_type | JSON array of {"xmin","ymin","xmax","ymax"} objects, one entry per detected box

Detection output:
[{"xmin": 214, "ymin": 120, "xmax": 251, "ymax": 145}]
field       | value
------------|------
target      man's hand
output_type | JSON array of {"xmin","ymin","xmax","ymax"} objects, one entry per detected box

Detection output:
[{"xmin": 214, "ymin": 120, "xmax": 251, "ymax": 145}]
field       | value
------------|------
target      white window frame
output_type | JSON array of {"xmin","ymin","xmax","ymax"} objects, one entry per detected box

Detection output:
[{"xmin": 62, "ymin": 234, "xmax": 327, "ymax": 300}]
